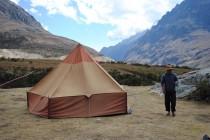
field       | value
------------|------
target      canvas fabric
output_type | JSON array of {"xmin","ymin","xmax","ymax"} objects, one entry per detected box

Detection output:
[{"xmin": 27, "ymin": 44, "xmax": 127, "ymax": 118}]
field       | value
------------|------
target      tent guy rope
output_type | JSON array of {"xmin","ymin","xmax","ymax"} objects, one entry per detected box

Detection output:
[{"xmin": 0, "ymin": 71, "xmax": 35, "ymax": 88}]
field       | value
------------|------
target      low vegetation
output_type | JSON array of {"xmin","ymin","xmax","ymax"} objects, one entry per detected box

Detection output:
[
  {"xmin": 101, "ymin": 63, "xmax": 190, "ymax": 86},
  {"xmin": 0, "ymin": 67, "xmax": 51, "ymax": 88},
  {"xmin": 187, "ymin": 79, "xmax": 210, "ymax": 103},
  {"xmin": 109, "ymin": 69, "xmax": 154, "ymax": 86},
  {"xmin": 0, "ymin": 58, "xmax": 191, "ymax": 88}
]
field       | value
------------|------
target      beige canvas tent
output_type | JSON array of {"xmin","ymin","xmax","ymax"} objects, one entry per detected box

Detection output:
[{"xmin": 27, "ymin": 44, "xmax": 127, "ymax": 118}]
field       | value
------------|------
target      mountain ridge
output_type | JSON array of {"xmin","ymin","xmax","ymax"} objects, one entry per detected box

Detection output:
[
  {"xmin": 100, "ymin": 0, "xmax": 210, "ymax": 68},
  {"xmin": 100, "ymin": 31, "xmax": 146, "ymax": 61},
  {"xmin": 0, "ymin": 0, "xmax": 98, "ymax": 58},
  {"xmin": 0, "ymin": 0, "xmax": 42, "ymax": 28}
]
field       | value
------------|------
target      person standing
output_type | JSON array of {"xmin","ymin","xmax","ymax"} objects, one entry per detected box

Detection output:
[{"xmin": 161, "ymin": 64, "xmax": 178, "ymax": 117}]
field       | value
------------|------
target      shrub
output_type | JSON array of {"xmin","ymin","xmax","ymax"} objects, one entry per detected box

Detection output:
[
  {"xmin": 0, "ymin": 67, "xmax": 52, "ymax": 88},
  {"xmin": 108, "ymin": 69, "xmax": 154, "ymax": 86},
  {"xmin": 188, "ymin": 79, "xmax": 210, "ymax": 102},
  {"xmin": 0, "ymin": 57, "xmax": 6, "ymax": 60},
  {"xmin": 10, "ymin": 58, "xmax": 18, "ymax": 62}
]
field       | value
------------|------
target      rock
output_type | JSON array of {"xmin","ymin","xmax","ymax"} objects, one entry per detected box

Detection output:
[{"xmin": 151, "ymin": 67, "xmax": 210, "ymax": 98}]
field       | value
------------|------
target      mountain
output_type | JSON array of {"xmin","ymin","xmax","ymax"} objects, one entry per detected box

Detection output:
[
  {"xmin": 100, "ymin": 0, "xmax": 210, "ymax": 68},
  {"xmin": 0, "ymin": 0, "xmax": 98, "ymax": 58},
  {"xmin": 100, "ymin": 31, "xmax": 145, "ymax": 61}
]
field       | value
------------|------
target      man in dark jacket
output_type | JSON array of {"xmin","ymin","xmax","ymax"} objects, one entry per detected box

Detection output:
[{"xmin": 161, "ymin": 64, "xmax": 178, "ymax": 117}]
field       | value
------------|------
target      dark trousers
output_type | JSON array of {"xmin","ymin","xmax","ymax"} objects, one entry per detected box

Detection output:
[{"xmin": 165, "ymin": 90, "xmax": 176, "ymax": 112}]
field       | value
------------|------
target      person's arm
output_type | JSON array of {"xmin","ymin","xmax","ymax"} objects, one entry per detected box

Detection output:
[
  {"xmin": 174, "ymin": 73, "xmax": 178, "ymax": 82},
  {"xmin": 174, "ymin": 73, "xmax": 178, "ymax": 87},
  {"xmin": 161, "ymin": 74, "xmax": 166, "ymax": 94}
]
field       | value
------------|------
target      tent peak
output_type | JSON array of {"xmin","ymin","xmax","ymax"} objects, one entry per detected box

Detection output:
[{"xmin": 63, "ymin": 44, "xmax": 94, "ymax": 64}]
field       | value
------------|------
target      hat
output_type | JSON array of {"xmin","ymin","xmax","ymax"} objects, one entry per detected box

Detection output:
[{"xmin": 165, "ymin": 64, "xmax": 174, "ymax": 71}]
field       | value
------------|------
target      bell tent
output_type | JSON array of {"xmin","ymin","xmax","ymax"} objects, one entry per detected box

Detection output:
[{"xmin": 27, "ymin": 44, "xmax": 127, "ymax": 118}]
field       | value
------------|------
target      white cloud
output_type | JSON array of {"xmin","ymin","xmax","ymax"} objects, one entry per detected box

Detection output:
[
  {"xmin": 30, "ymin": 0, "xmax": 78, "ymax": 20},
  {"xmin": 10, "ymin": 0, "xmax": 21, "ymax": 4},
  {"xmin": 41, "ymin": 23, "xmax": 49, "ymax": 31},
  {"xmin": 75, "ymin": 0, "xmax": 183, "ymax": 40},
  {"xmin": 29, "ymin": 0, "xmax": 183, "ymax": 40},
  {"xmin": 29, "ymin": 7, "xmax": 38, "ymax": 13},
  {"xmin": 29, "ymin": 7, "xmax": 42, "ymax": 16}
]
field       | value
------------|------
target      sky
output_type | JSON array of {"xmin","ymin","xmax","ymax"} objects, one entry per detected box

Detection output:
[{"xmin": 11, "ymin": 0, "xmax": 183, "ymax": 51}]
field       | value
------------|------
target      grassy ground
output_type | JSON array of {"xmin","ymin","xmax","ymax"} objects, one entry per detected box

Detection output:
[
  {"xmin": 100, "ymin": 63, "xmax": 190, "ymax": 75},
  {"xmin": 0, "ymin": 86, "xmax": 209, "ymax": 140},
  {"xmin": 0, "ymin": 58, "xmax": 59, "ymax": 69},
  {"xmin": 0, "ymin": 58, "xmax": 191, "ymax": 75},
  {"xmin": 0, "ymin": 59, "xmax": 191, "ymax": 88}
]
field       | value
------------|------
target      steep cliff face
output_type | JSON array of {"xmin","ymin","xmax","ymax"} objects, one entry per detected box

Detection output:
[
  {"xmin": 101, "ymin": 0, "xmax": 210, "ymax": 68},
  {"xmin": 0, "ymin": 0, "xmax": 98, "ymax": 58}
]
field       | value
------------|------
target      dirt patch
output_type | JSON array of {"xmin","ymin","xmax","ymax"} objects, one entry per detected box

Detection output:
[
  {"xmin": 0, "ymin": 108, "xmax": 6, "ymax": 112},
  {"xmin": 0, "ymin": 123, "xmax": 10, "ymax": 128},
  {"xmin": 12, "ymin": 97, "xmax": 26, "ymax": 101},
  {"xmin": 195, "ymin": 114, "xmax": 210, "ymax": 123}
]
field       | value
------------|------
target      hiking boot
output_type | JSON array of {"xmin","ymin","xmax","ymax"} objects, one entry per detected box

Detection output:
[
  {"xmin": 166, "ymin": 112, "xmax": 170, "ymax": 116},
  {"xmin": 172, "ymin": 112, "xmax": 175, "ymax": 117}
]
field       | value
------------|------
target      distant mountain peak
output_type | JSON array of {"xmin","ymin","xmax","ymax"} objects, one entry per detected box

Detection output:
[{"xmin": 0, "ymin": 0, "xmax": 42, "ymax": 28}]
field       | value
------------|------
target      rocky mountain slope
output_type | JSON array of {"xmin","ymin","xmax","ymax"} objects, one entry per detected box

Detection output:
[
  {"xmin": 100, "ymin": 0, "xmax": 210, "ymax": 68},
  {"xmin": 0, "ymin": 0, "xmax": 98, "ymax": 58},
  {"xmin": 100, "ymin": 31, "xmax": 145, "ymax": 61}
]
